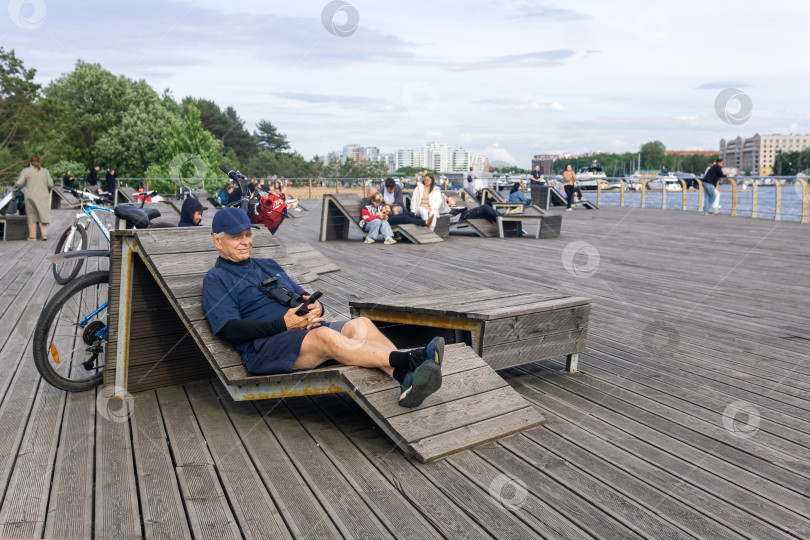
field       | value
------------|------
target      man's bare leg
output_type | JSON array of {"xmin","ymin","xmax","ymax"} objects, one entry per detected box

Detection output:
[{"xmin": 293, "ymin": 325, "xmax": 395, "ymax": 374}]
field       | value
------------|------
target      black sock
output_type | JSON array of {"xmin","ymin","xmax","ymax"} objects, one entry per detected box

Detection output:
[
  {"xmin": 388, "ymin": 351, "xmax": 412, "ymax": 370},
  {"xmin": 393, "ymin": 368, "xmax": 408, "ymax": 384},
  {"xmin": 408, "ymin": 347, "xmax": 426, "ymax": 370}
]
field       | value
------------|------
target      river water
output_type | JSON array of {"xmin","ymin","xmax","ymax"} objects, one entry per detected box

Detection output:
[{"xmin": 577, "ymin": 186, "xmax": 807, "ymax": 222}]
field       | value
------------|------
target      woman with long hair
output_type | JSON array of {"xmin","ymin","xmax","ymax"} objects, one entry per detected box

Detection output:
[
  {"xmin": 409, "ymin": 172, "xmax": 442, "ymax": 230},
  {"xmin": 13, "ymin": 156, "xmax": 54, "ymax": 241}
]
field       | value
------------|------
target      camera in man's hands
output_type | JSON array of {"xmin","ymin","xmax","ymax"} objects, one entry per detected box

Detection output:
[{"xmin": 258, "ymin": 277, "xmax": 303, "ymax": 307}]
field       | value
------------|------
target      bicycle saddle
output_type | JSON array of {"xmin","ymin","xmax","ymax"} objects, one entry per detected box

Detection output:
[{"xmin": 114, "ymin": 205, "xmax": 160, "ymax": 229}]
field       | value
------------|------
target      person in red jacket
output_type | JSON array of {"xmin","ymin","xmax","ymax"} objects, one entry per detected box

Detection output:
[{"xmin": 361, "ymin": 192, "xmax": 397, "ymax": 244}]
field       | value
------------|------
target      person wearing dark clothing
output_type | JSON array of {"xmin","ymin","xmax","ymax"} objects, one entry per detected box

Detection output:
[
  {"xmin": 701, "ymin": 159, "xmax": 727, "ymax": 214},
  {"xmin": 529, "ymin": 166, "xmax": 545, "ymax": 187},
  {"xmin": 443, "ymin": 195, "xmax": 501, "ymax": 223},
  {"xmin": 218, "ymin": 184, "xmax": 233, "ymax": 206},
  {"xmin": 562, "ymin": 164, "xmax": 577, "ymax": 211},
  {"xmin": 105, "ymin": 168, "xmax": 118, "ymax": 193},
  {"xmin": 62, "ymin": 171, "xmax": 75, "ymax": 189},
  {"xmin": 86, "ymin": 165, "xmax": 101, "ymax": 193},
  {"xmin": 178, "ymin": 197, "xmax": 205, "ymax": 227},
  {"xmin": 202, "ymin": 208, "xmax": 444, "ymax": 408},
  {"xmin": 247, "ymin": 178, "xmax": 257, "ymax": 194},
  {"xmin": 228, "ymin": 184, "xmax": 242, "ymax": 204}
]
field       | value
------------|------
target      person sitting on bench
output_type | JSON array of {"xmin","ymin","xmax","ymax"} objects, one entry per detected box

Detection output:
[
  {"xmin": 361, "ymin": 187, "xmax": 426, "ymax": 229},
  {"xmin": 410, "ymin": 173, "xmax": 442, "ymax": 230},
  {"xmin": 361, "ymin": 192, "xmax": 397, "ymax": 245},
  {"xmin": 202, "ymin": 208, "xmax": 443, "ymax": 407},
  {"xmin": 178, "ymin": 197, "xmax": 205, "ymax": 227},
  {"xmin": 507, "ymin": 182, "xmax": 530, "ymax": 204},
  {"xmin": 441, "ymin": 194, "xmax": 502, "ymax": 223}
]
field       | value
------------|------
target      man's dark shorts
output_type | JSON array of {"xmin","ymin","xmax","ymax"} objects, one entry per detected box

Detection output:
[{"xmin": 243, "ymin": 321, "xmax": 348, "ymax": 375}]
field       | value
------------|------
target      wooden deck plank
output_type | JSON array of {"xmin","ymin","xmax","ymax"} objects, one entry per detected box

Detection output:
[
  {"xmin": 94, "ymin": 393, "xmax": 143, "ymax": 539},
  {"xmin": 507, "ymin": 371, "xmax": 803, "ymax": 538},
  {"xmin": 130, "ymin": 390, "xmax": 193, "ymax": 540},
  {"xmin": 184, "ymin": 381, "xmax": 293, "ymax": 539},
  {"xmin": 253, "ymin": 397, "xmax": 396, "ymax": 538},
  {"xmin": 156, "ymin": 386, "xmax": 240, "ymax": 539}
]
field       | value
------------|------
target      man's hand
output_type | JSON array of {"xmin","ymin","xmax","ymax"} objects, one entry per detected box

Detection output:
[{"xmin": 283, "ymin": 295, "xmax": 324, "ymax": 330}]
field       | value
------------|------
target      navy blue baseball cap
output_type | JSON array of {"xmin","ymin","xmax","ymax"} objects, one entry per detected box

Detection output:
[{"xmin": 212, "ymin": 207, "xmax": 258, "ymax": 234}]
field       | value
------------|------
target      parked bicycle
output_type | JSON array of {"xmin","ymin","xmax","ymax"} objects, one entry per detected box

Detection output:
[
  {"xmin": 52, "ymin": 187, "xmax": 157, "ymax": 284},
  {"xmin": 34, "ymin": 203, "xmax": 166, "ymax": 391},
  {"xmin": 35, "ymin": 166, "xmax": 248, "ymax": 392}
]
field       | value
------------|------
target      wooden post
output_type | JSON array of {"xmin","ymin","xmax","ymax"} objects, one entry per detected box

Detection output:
[
  {"xmin": 619, "ymin": 180, "xmax": 625, "ymax": 207},
  {"xmin": 596, "ymin": 181, "xmax": 602, "ymax": 206},
  {"xmin": 798, "ymin": 178, "xmax": 808, "ymax": 224},
  {"xmin": 696, "ymin": 179, "xmax": 704, "ymax": 212},
  {"xmin": 751, "ymin": 182, "xmax": 758, "ymax": 219},
  {"xmin": 308, "ymin": 178, "xmax": 312, "ymax": 200},
  {"xmin": 661, "ymin": 181, "xmax": 667, "ymax": 210},
  {"xmin": 679, "ymin": 179, "xmax": 688, "ymax": 210},
  {"xmin": 640, "ymin": 180, "xmax": 646, "ymax": 208},
  {"xmin": 729, "ymin": 178, "xmax": 738, "ymax": 216},
  {"xmin": 774, "ymin": 180, "xmax": 782, "ymax": 221}
]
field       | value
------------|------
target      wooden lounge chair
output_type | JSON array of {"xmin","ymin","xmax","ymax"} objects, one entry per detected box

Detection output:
[
  {"xmin": 320, "ymin": 193, "xmax": 449, "ymax": 244},
  {"xmin": 532, "ymin": 184, "xmax": 598, "ymax": 210},
  {"xmin": 107, "ymin": 227, "xmax": 544, "ymax": 462}
]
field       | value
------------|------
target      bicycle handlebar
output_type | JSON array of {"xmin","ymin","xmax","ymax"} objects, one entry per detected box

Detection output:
[{"xmin": 220, "ymin": 164, "xmax": 250, "ymax": 214}]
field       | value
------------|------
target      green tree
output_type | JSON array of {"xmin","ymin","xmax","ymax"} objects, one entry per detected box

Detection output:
[
  {"xmin": 395, "ymin": 166, "xmax": 436, "ymax": 176},
  {"xmin": 0, "ymin": 47, "xmax": 42, "ymax": 176},
  {"xmin": 182, "ymin": 97, "xmax": 256, "ymax": 161},
  {"xmin": 640, "ymin": 141, "xmax": 666, "ymax": 169},
  {"xmin": 43, "ymin": 60, "xmax": 135, "ymax": 168},
  {"xmin": 95, "ymin": 80, "xmax": 173, "ymax": 177},
  {"xmin": 145, "ymin": 103, "xmax": 224, "ymax": 187},
  {"xmin": 253, "ymin": 120, "xmax": 290, "ymax": 154}
]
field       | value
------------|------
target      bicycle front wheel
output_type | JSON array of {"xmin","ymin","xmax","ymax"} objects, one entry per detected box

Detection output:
[
  {"xmin": 34, "ymin": 271, "xmax": 108, "ymax": 392},
  {"xmin": 52, "ymin": 225, "xmax": 88, "ymax": 284}
]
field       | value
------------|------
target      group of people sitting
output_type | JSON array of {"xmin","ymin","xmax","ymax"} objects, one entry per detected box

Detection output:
[
  {"xmin": 215, "ymin": 178, "xmax": 299, "ymax": 213},
  {"xmin": 358, "ymin": 175, "xmax": 526, "ymax": 243}
]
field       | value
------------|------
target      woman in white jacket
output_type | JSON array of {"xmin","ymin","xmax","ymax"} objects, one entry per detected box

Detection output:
[{"xmin": 409, "ymin": 173, "xmax": 442, "ymax": 230}]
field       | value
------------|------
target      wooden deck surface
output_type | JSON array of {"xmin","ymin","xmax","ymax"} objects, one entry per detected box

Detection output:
[{"xmin": 0, "ymin": 203, "xmax": 808, "ymax": 539}]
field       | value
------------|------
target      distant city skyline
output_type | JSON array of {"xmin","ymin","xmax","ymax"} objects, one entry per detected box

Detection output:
[
  {"xmin": 323, "ymin": 142, "xmax": 489, "ymax": 173},
  {"xmin": 3, "ymin": 0, "xmax": 808, "ymax": 167}
]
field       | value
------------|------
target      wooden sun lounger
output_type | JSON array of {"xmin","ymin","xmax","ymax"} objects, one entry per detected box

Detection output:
[
  {"xmin": 50, "ymin": 187, "xmax": 83, "ymax": 209},
  {"xmin": 320, "ymin": 193, "xmax": 448, "ymax": 244},
  {"xmin": 532, "ymin": 185, "xmax": 598, "ymax": 210},
  {"xmin": 106, "ymin": 227, "xmax": 541, "ymax": 462}
]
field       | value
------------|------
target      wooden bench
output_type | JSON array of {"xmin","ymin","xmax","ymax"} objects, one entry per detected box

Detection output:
[
  {"xmin": 50, "ymin": 187, "xmax": 82, "ymax": 209},
  {"xmin": 497, "ymin": 206, "xmax": 563, "ymax": 238},
  {"xmin": 532, "ymin": 185, "xmax": 598, "ymax": 210},
  {"xmin": 320, "ymin": 193, "xmax": 449, "ymax": 244},
  {"xmin": 106, "ymin": 228, "xmax": 544, "ymax": 462},
  {"xmin": 350, "ymin": 289, "xmax": 591, "ymax": 372},
  {"xmin": 0, "ymin": 215, "xmax": 29, "ymax": 240}
]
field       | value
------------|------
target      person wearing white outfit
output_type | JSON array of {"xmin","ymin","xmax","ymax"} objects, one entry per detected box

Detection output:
[{"xmin": 409, "ymin": 173, "xmax": 443, "ymax": 230}]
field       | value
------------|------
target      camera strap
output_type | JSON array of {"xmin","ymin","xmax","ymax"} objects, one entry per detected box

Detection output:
[{"xmin": 215, "ymin": 257, "xmax": 279, "ymax": 295}]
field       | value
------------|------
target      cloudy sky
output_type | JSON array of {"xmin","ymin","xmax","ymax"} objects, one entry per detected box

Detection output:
[{"xmin": 3, "ymin": 0, "xmax": 809, "ymax": 166}]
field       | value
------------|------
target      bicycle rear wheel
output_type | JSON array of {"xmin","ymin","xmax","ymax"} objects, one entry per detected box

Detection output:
[
  {"xmin": 52, "ymin": 225, "xmax": 88, "ymax": 284},
  {"xmin": 34, "ymin": 271, "xmax": 108, "ymax": 392}
]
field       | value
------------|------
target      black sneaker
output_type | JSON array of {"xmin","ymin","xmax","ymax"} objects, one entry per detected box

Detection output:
[
  {"xmin": 409, "ymin": 336, "xmax": 444, "ymax": 370},
  {"xmin": 399, "ymin": 337, "xmax": 444, "ymax": 408}
]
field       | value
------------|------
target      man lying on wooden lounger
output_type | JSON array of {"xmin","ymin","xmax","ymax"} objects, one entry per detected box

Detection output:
[{"xmin": 202, "ymin": 208, "xmax": 443, "ymax": 407}]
